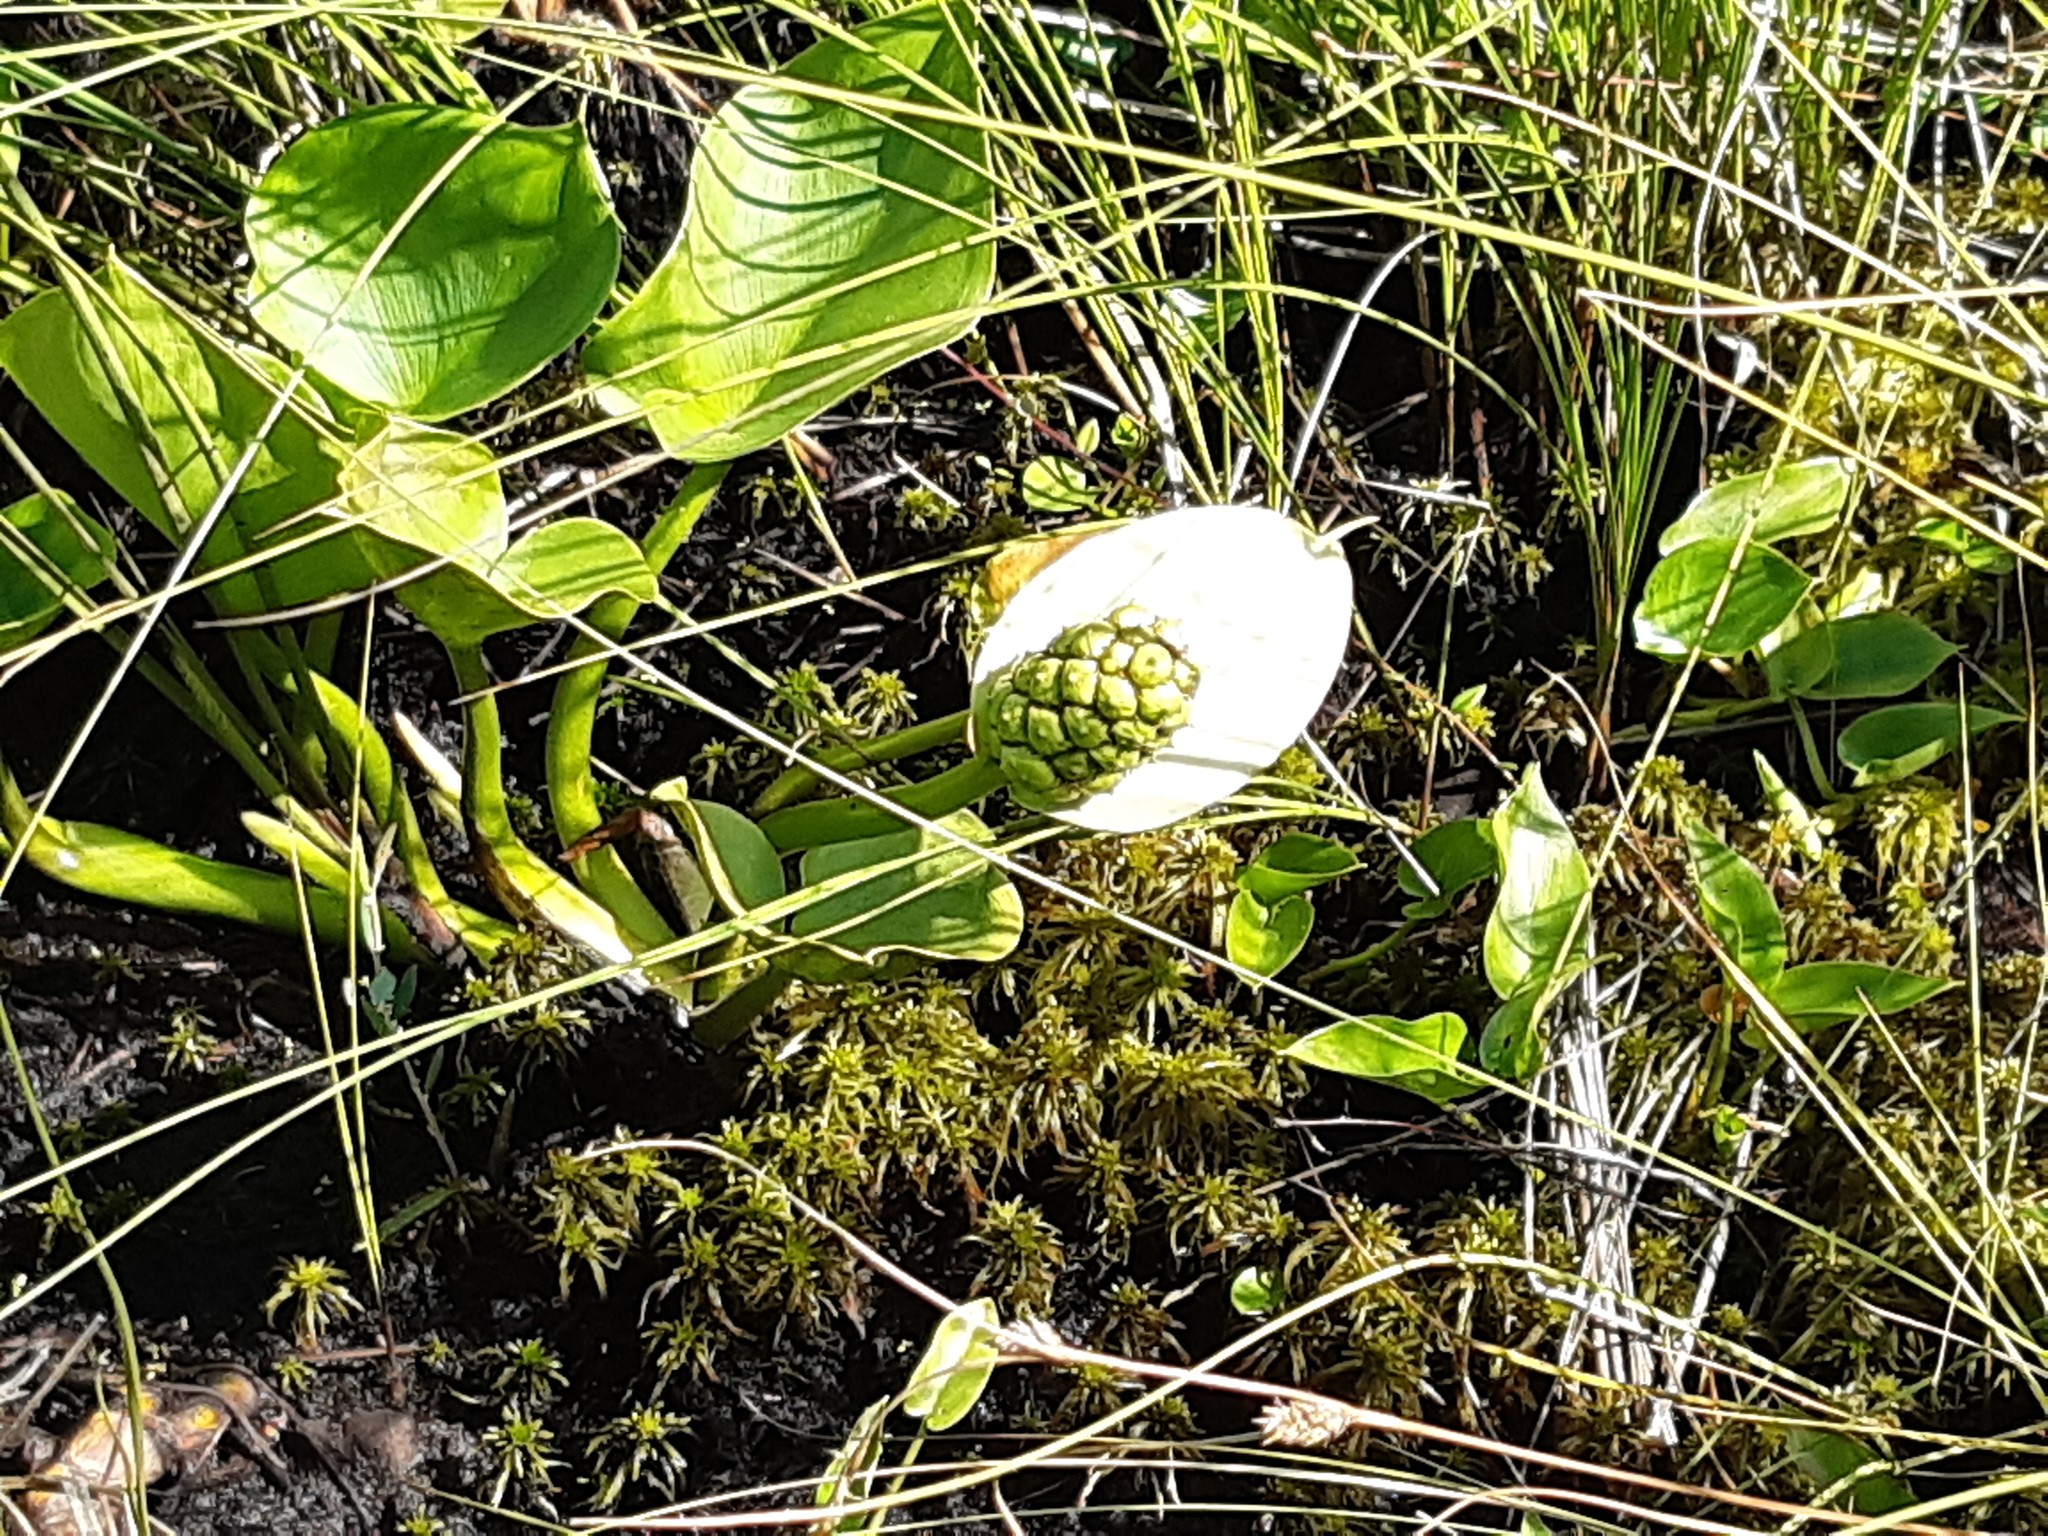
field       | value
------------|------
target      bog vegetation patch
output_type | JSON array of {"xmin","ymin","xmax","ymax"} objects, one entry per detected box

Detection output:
[{"xmin": 3, "ymin": 2, "xmax": 2048, "ymax": 1531}]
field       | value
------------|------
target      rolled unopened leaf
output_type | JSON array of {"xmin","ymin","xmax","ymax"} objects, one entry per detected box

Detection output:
[{"xmin": 970, "ymin": 504, "xmax": 1353, "ymax": 833}]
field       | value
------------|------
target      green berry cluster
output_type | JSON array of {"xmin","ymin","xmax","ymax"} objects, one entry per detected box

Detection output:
[{"xmin": 979, "ymin": 605, "xmax": 1199, "ymax": 808}]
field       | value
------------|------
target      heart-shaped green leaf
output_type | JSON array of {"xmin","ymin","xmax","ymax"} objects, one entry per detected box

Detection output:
[
  {"xmin": 584, "ymin": 3, "xmax": 994, "ymax": 460},
  {"xmin": 1658, "ymin": 457, "xmax": 1852, "ymax": 554},
  {"xmin": 0, "ymin": 491, "xmax": 116, "ymax": 655},
  {"xmin": 1396, "ymin": 817, "xmax": 1499, "ymax": 918},
  {"xmin": 1683, "ymin": 818, "xmax": 1785, "ymax": 989},
  {"xmin": 1836, "ymin": 700, "xmax": 2020, "ymax": 785},
  {"xmin": 1765, "ymin": 961, "xmax": 1952, "ymax": 1027},
  {"xmin": 246, "ymin": 104, "xmax": 619, "ymax": 420},
  {"xmin": 0, "ymin": 263, "xmax": 367, "ymax": 615},
  {"xmin": 1634, "ymin": 537, "xmax": 1811, "ymax": 660},
  {"xmin": 1226, "ymin": 888, "xmax": 1313, "ymax": 977},
  {"xmin": 341, "ymin": 422, "xmax": 655, "ymax": 643},
  {"xmin": 1285, "ymin": 1011, "xmax": 1478, "ymax": 1104},
  {"xmin": 1786, "ymin": 1429, "xmax": 1915, "ymax": 1516},
  {"xmin": 1764, "ymin": 611, "xmax": 1956, "ymax": 700},
  {"xmin": 1241, "ymin": 832, "xmax": 1358, "ymax": 904},
  {"xmin": 788, "ymin": 810, "xmax": 1022, "ymax": 983},
  {"xmin": 647, "ymin": 784, "xmax": 788, "ymax": 918}
]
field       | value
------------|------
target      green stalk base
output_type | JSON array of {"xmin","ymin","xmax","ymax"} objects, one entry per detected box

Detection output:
[{"xmin": 759, "ymin": 756, "xmax": 1007, "ymax": 853}]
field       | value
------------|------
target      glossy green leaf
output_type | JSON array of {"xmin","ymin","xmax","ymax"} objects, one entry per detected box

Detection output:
[
  {"xmin": 1241, "ymin": 832, "xmax": 1358, "ymax": 904},
  {"xmin": 1229, "ymin": 1267, "xmax": 1282, "ymax": 1316},
  {"xmin": 1484, "ymin": 764, "xmax": 1591, "ymax": 1001},
  {"xmin": 1765, "ymin": 962, "xmax": 1952, "ymax": 1028},
  {"xmin": 647, "ymin": 784, "xmax": 788, "ymax": 918},
  {"xmin": 1021, "ymin": 457, "xmax": 1093, "ymax": 513},
  {"xmin": 342, "ymin": 420, "xmax": 502, "ymax": 563},
  {"xmin": 0, "ymin": 262, "xmax": 366, "ymax": 615},
  {"xmin": 1396, "ymin": 817, "xmax": 1498, "ymax": 919},
  {"xmin": 0, "ymin": 491, "xmax": 115, "ymax": 654},
  {"xmin": 1787, "ymin": 1429, "xmax": 1915, "ymax": 1515},
  {"xmin": 1682, "ymin": 819, "xmax": 1785, "ymax": 989},
  {"xmin": 1836, "ymin": 700, "xmax": 2021, "ymax": 786},
  {"xmin": 901, "ymin": 1297, "xmax": 1001, "ymax": 1431},
  {"xmin": 1764, "ymin": 611, "xmax": 1956, "ymax": 700},
  {"xmin": 1285, "ymin": 1011, "xmax": 1477, "ymax": 1104},
  {"xmin": 788, "ymin": 810, "xmax": 1022, "ymax": 983},
  {"xmin": 1658, "ymin": 457, "xmax": 1852, "ymax": 554},
  {"xmin": 246, "ymin": 104, "xmax": 619, "ymax": 420},
  {"xmin": 1913, "ymin": 516, "xmax": 2014, "ymax": 573},
  {"xmin": 1226, "ymin": 888, "xmax": 1313, "ymax": 977},
  {"xmin": 1480, "ymin": 987, "xmax": 1544, "ymax": 1082},
  {"xmin": 1634, "ymin": 538, "xmax": 1810, "ymax": 660},
  {"xmin": 584, "ymin": 3, "xmax": 994, "ymax": 460},
  {"xmin": 342, "ymin": 423, "xmax": 654, "ymax": 643}
]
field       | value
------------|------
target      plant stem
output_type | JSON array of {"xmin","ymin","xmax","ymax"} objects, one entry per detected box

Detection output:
[
  {"xmin": 0, "ymin": 755, "xmax": 422, "ymax": 957},
  {"xmin": 546, "ymin": 463, "xmax": 727, "ymax": 948},
  {"xmin": 548, "ymin": 463, "xmax": 729, "ymax": 847},
  {"xmin": 448, "ymin": 642, "xmax": 642, "ymax": 970},
  {"xmin": 751, "ymin": 709, "xmax": 972, "ymax": 816},
  {"xmin": 758, "ymin": 756, "xmax": 1008, "ymax": 853},
  {"xmin": 138, "ymin": 646, "xmax": 284, "ymax": 801},
  {"xmin": 291, "ymin": 665, "xmax": 514, "ymax": 961},
  {"xmin": 691, "ymin": 966, "xmax": 792, "ymax": 1051},
  {"xmin": 1300, "ymin": 918, "xmax": 1419, "ymax": 984},
  {"xmin": 224, "ymin": 628, "xmax": 326, "ymax": 799},
  {"xmin": 1789, "ymin": 698, "xmax": 1837, "ymax": 801},
  {"xmin": 445, "ymin": 643, "xmax": 514, "ymax": 843}
]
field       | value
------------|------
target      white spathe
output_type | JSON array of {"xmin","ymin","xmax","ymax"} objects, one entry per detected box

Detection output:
[{"xmin": 972, "ymin": 504, "xmax": 1354, "ymax": 834}]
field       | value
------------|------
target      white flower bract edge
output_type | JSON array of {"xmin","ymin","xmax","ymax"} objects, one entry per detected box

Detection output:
[{"xmin": 971, "ymin": 504, "xmax": 1354, "ymax": 833}]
